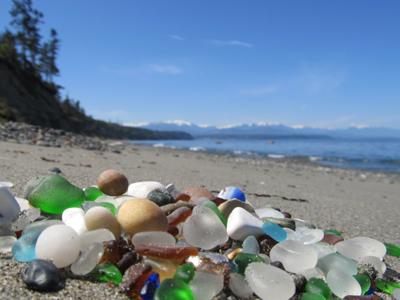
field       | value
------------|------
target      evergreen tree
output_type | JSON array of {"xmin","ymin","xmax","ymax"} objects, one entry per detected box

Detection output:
[
  {"xmin": 48, "ymin": 29, "xmax": 59, "ymax": 78},
  {"xmin": 10, "ymin": 0, "xmax": 43, "ymax": 68},
  {"xmin": 0, "ymin": 30, "xmax": 18, "ymax": 61},
  {"xmin": 39, "ymin": 41, "xmax": 51, "ymax": 80}
]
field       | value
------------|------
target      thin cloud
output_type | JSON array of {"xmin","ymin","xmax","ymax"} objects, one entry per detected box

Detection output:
[
  {"xmin": 209, "ymin": 39, "xmax": 253, "ymax": 48},
  {"xmin": 169, "ymin": 34, "xmax": 184, "ymax": 41},
  {"xmin": 148, "ymin": 64, "xmax": 183, "ymax": 75}
]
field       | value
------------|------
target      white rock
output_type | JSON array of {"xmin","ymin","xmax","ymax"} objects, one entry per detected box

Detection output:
[
  {"xmin": 327, "ymin": 269, "xmax": 362, "ymax": 298},
  {"xmin": 359, "ymin": 256, "xmax": 387, "ymax": 275},
  {"xmin": 79, "ymin": 228, "xmax": 115, "ymax": 251},
  {"xmin": 245, "ymin": 262, "xmax": 295, "ymax": 300},
  {"xmin": 183, "ymin": 206, "xmax": 228, "ymax": 250},
  {"xmin": 229, "ymin": 273, "xmax": 254, "ymax": 299},
  {"xmin": 336, "ymin": 236, "xmax": 386, "ymax": 262},
  {"xmin": 36, "ymin": 224, "xmax": 80, "ymax": 268},
  {"xmin": 62, "ymin": 208, "xmax": 87, "ymax": 235},
  {"xmin": 0, "ymin": 186, "xmax": 20, "ymax": 226},
  {"xmin": 126, "ymin": 181, "xmax": 166, "ymax": 198},
  {"xmin": 71, "ymin": 242, "xmax": 104, "ymax": 275},
  {"xmin": 132, "ymin": 231, "xmax": 176, "ymax": 248},
  {"xmin": 190, "ymin": 271, "xmax": 224, "ymax": 300},
  {"xmin": 270, "ymin": 240, "xmax": 318, "ymax": 273},
  {"xmin": 255, "ymin": 207, "xmax": 285, "ymax": 219},
  {"xmin": 0, "ymin": 235, "xmax": 16, "ymax": 253},
  {"xmin": 227, "ymin": 207, "xmax": 263, "ymax": 241}
]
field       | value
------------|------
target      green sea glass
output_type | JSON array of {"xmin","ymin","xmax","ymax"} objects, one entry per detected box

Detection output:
[
  {"xmin": 155, "ymin": 278, "xmax": 194, "ymax": 300},
  {"xmin": 233, "ymin": 252, "xmax": 264, "ymax": 275},
  {"xmin": 174, "ymin": 263, "xmax": 196, "ymax": 283},
  {"xmin": 99, "ymin": 202, "xmax": 117, "ymax": 215},
  {"xmin": 305, "ymin": 278, "xmax": 331, "ymax": 299},
  {"xmin": 324, "ymin": 229, "xmax": 342, "ymax": 237},
  {"xmin": 300, "ymin": 293, "xmax": 326, "ymax": 300},
  {"xmin": 201, "ymin": 200, "xmax": 227, "ymax": 226},
  {"xmin": 26, "ymin": 175, "xmax": 85, "ymax": 214},
  {"xmin": 84, "ymin": 187, "xmax": 104, "ymax": 201},
  {"xmin": 375, "ymin": 278, "xmax": 400, "ymax": 295},
  {"xmin": 354, "ymin": 273, "xmax": 371, "ymax": 295},
  {"xmin": 385, "ymin": 242, "xmax": 400, "ymax": 257},
  {"xmin": 92, "ymin": 263, "xmax": 122, "ymax": 285}
]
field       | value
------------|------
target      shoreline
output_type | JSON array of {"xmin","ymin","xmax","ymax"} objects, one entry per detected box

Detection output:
[{"xmin": 0, "ymin": 140, "xmax": 399, "ymax": 299}]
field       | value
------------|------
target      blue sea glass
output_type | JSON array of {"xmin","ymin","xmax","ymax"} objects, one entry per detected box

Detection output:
[
  {"xmin": 141, "ymin": 273, "xmax": 160, "ymax": 300},
  {"xmin": 262, "ymin": 222, "xmax": 287, "ymax": 242},
  {"xmin": 218, "ymin": 186, "xmax": 246, "ymax": 202}
]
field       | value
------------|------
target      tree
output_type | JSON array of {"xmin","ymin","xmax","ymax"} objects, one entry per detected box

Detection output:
[
  {"xmin": 0, "ymin": 30, "xmax": 18, "ymax": 61},
  {"xmin": 48, "ymin": 29, "xmax": 59, "ymax": 78},
  {"xmin": 10, "ymin": 0, "xmax": 43, "ymax": 68}
]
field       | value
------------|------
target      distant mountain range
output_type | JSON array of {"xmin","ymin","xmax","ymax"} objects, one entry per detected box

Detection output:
[{"xmin": 131, "ymin": 120, "xmax": 400, "ymax": 139}]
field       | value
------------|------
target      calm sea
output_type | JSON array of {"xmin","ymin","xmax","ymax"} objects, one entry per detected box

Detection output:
[{"xmin": 131, "ymin": 137, "xmax": 400, "ymax": 173}]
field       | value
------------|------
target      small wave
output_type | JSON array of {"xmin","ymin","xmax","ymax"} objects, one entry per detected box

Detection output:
[
  {"xmin": 153, "ymin": 143, "xmax": 165, "ymax": 148},
  {"xmin": 189, "ymin": 147, "xmax": 205, "ymax": 152},
  {"xmin": 309, "ymin": 156, "xmax": 322, "ymax": 162},
  {"xmin": 268, "ymin": 154, "xmax": 285, "ymax": 159}
]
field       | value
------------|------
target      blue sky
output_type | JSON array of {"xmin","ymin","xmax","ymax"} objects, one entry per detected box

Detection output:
[{"xmin": 1, "ymin": 0, "xmax": 399, "ymax": 128}]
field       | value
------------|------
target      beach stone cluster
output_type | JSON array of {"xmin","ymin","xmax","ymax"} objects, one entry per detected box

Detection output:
[
  {"xmin": 0, "ymin": 121, "xmax": 122, "ymax": 151},
  {"xmin": 0, "ymin": 173, "xmax": 399, "ymax": 299}
]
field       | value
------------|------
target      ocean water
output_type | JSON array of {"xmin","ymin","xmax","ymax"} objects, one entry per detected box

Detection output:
[{"xmin": 131, "ymin": 137, "xmax": 400, "ymax": 173}]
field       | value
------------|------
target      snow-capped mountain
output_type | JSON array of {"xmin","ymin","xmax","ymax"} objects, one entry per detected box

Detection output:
[{"xmin": 129, "ymin": 120, "xmax": 400, "ymax": 139}]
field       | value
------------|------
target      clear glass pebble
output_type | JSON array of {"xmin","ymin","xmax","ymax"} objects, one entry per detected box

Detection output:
[
  {"xmin": 190, "ymin": 271, "xmax": 224, "ymax": 300},
  {"xmin": 229, "ymin": 273, "xmax": 253, "ymax": 299},
  {"xmin": 255, "ymin": 207, "xmax": 285, "ymax": 219},
  {"xmin": 79, "ymin": 228, "xmax": 115, "ymax": 251},
  {"xmin": 270, "ymin": 239, "xmax": 318, "ymax": 273},
  {"xmin": 317, "ymin": 253, "xmax": 358, "ymax": 275},
  {"xmin": 285, "ymin": 227, "xmax": 324, "ymax": 245},
  {"xmin": 336, "ymin": 236, "xmax": 386, "ymax": 262},
  {"xmin": 132, "ymin": 231, "xmax": 176, "ymax": 248},
  {"xmin": 326, "ymin": 269, "xmax": 361, "ymax": 298},
  {"xmin": 62, "ymin": 207, "xmax": 87, "ymax": 235},
  {"xmin": 71, "ymin": 242, "xmax": 104, "ymax": 275},
  {"xmin": 312, "ymin": 242, "xmax": 337, "ymax": 259},
  {"xmin": 183, "ymin": 205, "xmax": 228, "ymax": 250},
  {"xmin": 245, "ymin": 262, "xmax": 295, "ymax": 300},
  {"xmin": 242, "ymin": 235, "xmax": 260, "ymax": 254}
]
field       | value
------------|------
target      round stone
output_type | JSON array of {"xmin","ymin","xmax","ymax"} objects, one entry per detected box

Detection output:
[
  {"xmin": 218, "ymin": 199, "xmax": 255, "ymax": 219},
  {"xmin": 326, "ymin": 269, "xmax": 361, "ymax": 298},
  {"xmin": 35, "ymin": 224, "xmax": 80, "ymax": 268},
  {"xmin": 97, "ymin": 169, "xmax": 129, "ymax": 196},
  {"xmin": 148, "ymin": 190, "xmax": 175, "ymax": 206},
  {"xmin": 336, "ymin": 236, "xmax": 386, "ymax": 262},
  {"xmin": 85, "ymin": 206, "xmax": 121, "ymax": 238},
  {"xmin": 117, "ymin": 199, "xmax": 168, "ymax": 236},
  {"xmin": 127, "ymin": 181, "xmax": 166, "ymax": 198},
  {"xmin": 182, "ymin": 187, "xmax": 215, "ymax": 203},
  {"xmin": 270, "ymin": 240, "xmax": 318, "ymax": 273},
  {"xmin": 22, "ymin": 259, "xmax": 65, "ymax": 292},
  {"xmin": 245, "ymin": 262, "xmax": 295, "ymax": 300},
  {"xmin": 132, "ymin": 231, "xmax": 176, "ymax": 248}
]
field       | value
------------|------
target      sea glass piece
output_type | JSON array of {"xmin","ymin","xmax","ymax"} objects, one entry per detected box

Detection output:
[
  {"xmin": 12, "ymin": 220, "xmax": 62, "ymax": 262},
  {"xmin": 326, "ymin": 269, "xmax": 361, "ymax": 298},
  {"xmin": 174, "ymin": 263, "xmax": 196, "ymax": 283},
  {"xmin": 375, "ymin": 279, "xmax": 400, "ymax": 294},
  {"xmin": 262, "ymin": 222, "xmax": 287, "ymax": 242},
  {"xmin": 385, "ymin": 242, "xmax": 400, "ymax": 257},
  {"xmin": 135, "ymin": 245, "xmax": 198, "ymax": 260},
  {"xmin": 145, "ymin": 257, "xmax": 180, "ymax": 281},
  {"xmin": 270, "ymin": 240, "xmax": 318, "ymax": 273},
  {"xmin": 218, "ymin": 186, "xmax": 246, "ymax": 202},
  {"xmin": 62, "ymin": 207, "xmax": 87, "ymax": 234},
  {"xmin": 79, "ymin": 228, "xmax": 115, "ymax": 251},
  {"xmin": 285, "ymin": 227, "xmax": 324, "ymax": 245},
  {"xmin": 182, "ymin": 205, "xmax": 228, "ymax": 250},
  {"xmin": 229, "ymin": 272, "xmax": 253, "ymax": 299},
  {"xmin": 312, "ymin": 242, "xmax": 337, "ymax": 259},
  {"xmin": 140, "ymin": 273, "xmax": 160, "ymax": 300},
  {"xmin": 70, "ymin": 242, "xmax": 104, "ymax": 275},
  {"xmin": 234, "ymin": 252, "xmax": 265, "ymax": 275},
  {"xmin": 336, "ymin": 237, "xmax": 386, "ymax": 262},
  {"xmin": 0, "ymin": 186, "xmax": 20, "ymax": 226},
  {"xmin": 0, "ymin": 235, "xmax": 16, "ymax": 253},
  {"xmin": 305, "ymin": 277, "xmax": 332, "ymax": 299},
  {"xmin": 201, "ymin": 200, "xmax": 227, "ymax": 226},
  {"xmin": 84, "ymin": 186, "xmax": 104, "ymax": 201},
  {"xmin": 255, "ymin": 207, "xmax": 285, "ymax": 219},
  {"xmin": 167, "ymin": 207, "xmax": 192, "ymax": 226},
  {"xmin": 242, "ymin": 235, "xmax": 260, "ymax": 254},
  {"xmin": 324, "ymin": 229, "xmax": 342, "ymax": 236},
  {"xmin": 92, "ymin": 263, "xmax": 122, "ymax": 285},
  {"xmin": 393, "ymin": 288, "xmax": 400, "ymax": 300},
  {"xmin": 354, "ymin": 273, "xmax": 371, "ymax": 295},
  {"xmin": 155, "ymin": 278, "xmax": 194, "ymax": 300},
  {"xmin": 35, "ymin": 224, "xmax": 80, "ymax": 268},
  {"xmin": 317, "ymin": 253, "xmax": 358, "ymax": 275},
  {"xmin": 190, "ymin": 271, "xmax": 224, "ymax": 300},
  {"xmin": 245, "ymin": 262, "xmax": 295, "ymax": 300},
  {"xmin": 132, "ymin": 231, "xmax": 176, "ymax": 248}
]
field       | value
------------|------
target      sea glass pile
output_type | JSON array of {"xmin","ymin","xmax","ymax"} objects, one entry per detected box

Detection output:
[{"xmin": 0, "ymin": 172, "xmax": 399, "ymax": 300}]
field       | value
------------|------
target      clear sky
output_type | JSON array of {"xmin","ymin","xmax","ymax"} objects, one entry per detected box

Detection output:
[{"xmin": 1, "ymin": 0, "xmax": 399, "ymax": 128}]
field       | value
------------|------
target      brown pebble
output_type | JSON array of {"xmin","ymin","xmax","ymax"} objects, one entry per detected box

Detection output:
[
  {"xmin": 182, "ymin": 186, "xmax": 215, "ymax": 203},
  {"xmin": 97, "ymin": 169, "xmax": 128, "ymax": 196}
]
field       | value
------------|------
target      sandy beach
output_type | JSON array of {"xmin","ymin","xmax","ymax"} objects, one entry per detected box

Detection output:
[{"xmin": 0, "ymin": 140, "xmax": 399, "ymax": 299}]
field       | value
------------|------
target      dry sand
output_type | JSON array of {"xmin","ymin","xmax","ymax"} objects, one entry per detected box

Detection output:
[{"xmin": 0, "ymin": 141, "xmax": 399, "ymax": 299}]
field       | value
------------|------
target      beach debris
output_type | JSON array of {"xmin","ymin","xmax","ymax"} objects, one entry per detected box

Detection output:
[
  {"xmin": 22, "ymin": 259, "xmax": 65, "ymax": 292},
  {"xmin": 97, "ymin": 169, "xmax": 129, "ymax": 196},
  {"xmin": 1, "ymin": 171, "xmax": 398, "ymax": 299}
]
